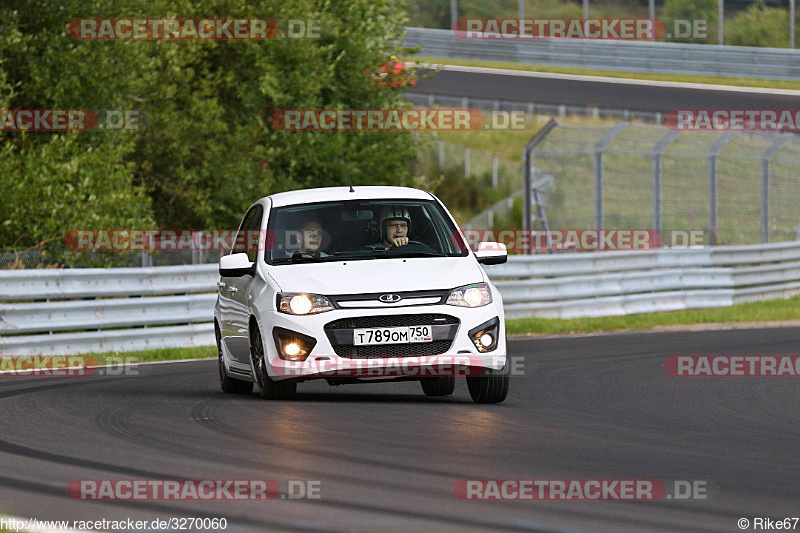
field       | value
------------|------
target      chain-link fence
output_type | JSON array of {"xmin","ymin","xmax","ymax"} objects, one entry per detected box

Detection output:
[
  {"xmin": 416, "ymin": 138, "xmax": 522, "ymax": 227},
  {"xmin": 527, "ymin": 120, "xmax": 800, "ymax": 245}
]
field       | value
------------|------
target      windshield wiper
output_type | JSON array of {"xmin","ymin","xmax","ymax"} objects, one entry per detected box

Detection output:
[
  {"xmin": 383, "ymin": 250, "xmax": 448, "ymax": 258},
  {"xmin": 333, "ymin": 250, "xmax": 379, "ymax": 258},
  {"xmin": 271, "ymin": 253, "xmax": 327, "ymax": 264}
]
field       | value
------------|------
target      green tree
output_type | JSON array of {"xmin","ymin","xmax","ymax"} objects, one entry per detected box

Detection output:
[{"xmin": 1, "ymin": 0, "xmax": 419, "ymax": 255}]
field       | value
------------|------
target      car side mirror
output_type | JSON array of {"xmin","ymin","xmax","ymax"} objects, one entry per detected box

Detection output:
[
  {"xmin": 475, "ymin": 242, "xmax": 507, "ymax": 265},
  {"xmin": 219, "ymin": 253, "xmax": 255, "ymax": 277}
]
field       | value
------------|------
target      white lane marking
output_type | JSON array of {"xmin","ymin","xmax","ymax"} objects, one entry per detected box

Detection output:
[{"xmin": 408, "ymin": 62, "xmax": 800, "ymax": 96}]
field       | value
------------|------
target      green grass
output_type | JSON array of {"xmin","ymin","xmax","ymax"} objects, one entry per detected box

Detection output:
[
  {"xmin": 411, "ymin": 56, "xmax": 800, "ymax": 91},
  {"xmin": 1, "ymin": 346, "xmax": 216, "ymax": 371},
  {"xmin": 87, "ymin": 346, "xmax": 216, "ymax": 364},
  {"xmin": 507, "ymin": 296, "xmax": 800, "ymax": 335}
]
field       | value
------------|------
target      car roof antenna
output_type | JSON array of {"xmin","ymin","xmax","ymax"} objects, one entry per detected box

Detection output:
[{"xmin": 341, "ymin": 152, "xmax": 355, "ymax": 193}]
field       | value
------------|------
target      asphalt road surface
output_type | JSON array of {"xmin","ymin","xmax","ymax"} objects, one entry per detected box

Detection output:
[
  {"xmin": 408, "ymin": 66, "xmax": 800, "ymax": 113},
  {"xmin": 1, "ymin": 327, "xmax": 799, "ymax": 532}
]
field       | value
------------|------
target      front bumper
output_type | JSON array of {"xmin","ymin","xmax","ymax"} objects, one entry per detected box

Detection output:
[{"xmin": 260, "ymin": 302, "xmax": 507, "ymax": 382}]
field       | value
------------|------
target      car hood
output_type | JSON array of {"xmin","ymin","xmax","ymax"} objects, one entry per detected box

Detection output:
[{"xmin": 266, "ymin": 256, "xmax": 485, "ymax": 294}]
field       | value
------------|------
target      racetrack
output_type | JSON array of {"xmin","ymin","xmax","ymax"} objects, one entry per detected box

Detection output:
[
  {"xmin": 1, "ymin": 327, "xmax": 798, "ymax": 532},
  {"xmin": 408, "ymin": 66, "xmax": 800, "ymax": 113}
]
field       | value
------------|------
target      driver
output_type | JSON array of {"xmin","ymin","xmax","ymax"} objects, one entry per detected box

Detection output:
[{"xmin": 376, "ymin": 206, "xmax": 412, "ymax": 248}]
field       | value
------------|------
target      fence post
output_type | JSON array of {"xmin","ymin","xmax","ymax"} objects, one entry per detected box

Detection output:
[
  {"xmin": 464, "ymin": 146, "xmax": 470, "ymax": 178},
  {"xmin": 438, "ymin": 140, "xmax": 445, "ymax": 169},
  {"xmin": 708, "ymin": 132, "xmax": 735, "ymax": 246},
  {"xmin": 522, "ymin": 118, "xmax": 559, "ymax": 254},
  {"xmin": 761, "ymin": 136, "xmax": 789, "ymax": 243},
  {"xmin": 653, "ymin": 131, "xmax": 678, "ymax": 235},
  {"xmin": 593, "ymin": 122, "xmax": 628, "ymax": 231},
  {"xmin": 492, "ymin": 154, "xmax": 499, "ymax": 189}
]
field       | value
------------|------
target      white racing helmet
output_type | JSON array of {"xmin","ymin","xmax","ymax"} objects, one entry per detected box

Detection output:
[{"xmin": 378, "ymin": 206, "xmax": 412, "ymax": 241}]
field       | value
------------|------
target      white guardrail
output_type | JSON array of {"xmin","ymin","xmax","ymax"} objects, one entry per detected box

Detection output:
[
  {"xmin": 405, "ymin": 27, "xmax": 800, "ymax": 81},
  {"xmin": 3, "ymin": 242, "xmax": 800, "ymax": 355}
]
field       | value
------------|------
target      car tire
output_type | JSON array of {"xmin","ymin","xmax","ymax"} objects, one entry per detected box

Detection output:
[
  {"xmin": 217, "ymin": 323, "xmax": 253, "ymax": 395},
  {"xmin": 250, "ymin": 321, "xmax": 297, "ymax": 401},
  {"xmin": 420, "ymin": 376, "xmax": 455, "ymax": 396},
  {"xmin": 466, "ymin": 365, "xmax": 509, "ymax": 404}
]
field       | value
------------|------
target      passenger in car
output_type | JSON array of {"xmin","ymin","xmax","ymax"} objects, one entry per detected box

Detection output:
[{"xmin": 292, "ymin": 220, "xmax": 329, "ymax": 258}]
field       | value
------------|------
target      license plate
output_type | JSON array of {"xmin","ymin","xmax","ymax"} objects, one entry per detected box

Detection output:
[{"xmin": 353, "ymin": 326, "xmax": 433, "ymax": 346}]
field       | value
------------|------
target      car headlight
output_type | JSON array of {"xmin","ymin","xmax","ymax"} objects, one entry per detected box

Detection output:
[
  {"xmin": 446, "ymin": 283, "xmax": 492, "ymax": 308},
  {"xmin": 277, "ymin": 293, "xmax": 334, "ymax": 315}
]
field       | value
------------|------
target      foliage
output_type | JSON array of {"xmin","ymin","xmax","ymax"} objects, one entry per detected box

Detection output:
[
  {"xmin": 0, "ymin": 0, "xmax": 419, "ymax": 257},
  {"xmin": 726, "ymin": 2, "xmax": 792, "ymax": 48}
]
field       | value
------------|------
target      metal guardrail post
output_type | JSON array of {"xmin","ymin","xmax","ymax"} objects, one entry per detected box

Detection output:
[
  {"xmin": 652, "ymin": 131, "xmax": 679, "ymax": 234},
  {"xmin": 464, "ymin": 146, "xmax": 470, "ymax": 178},
  {"xmin": 594, "ymin": 122, "xmax": 628, "ymax": 231},
  {"xmin": 761, "ymin": 136, "xmax": 789, "ymax": 243},
  {"xmin": 708, "ymin": 132, "xmax": 735, "ymax": 246}
]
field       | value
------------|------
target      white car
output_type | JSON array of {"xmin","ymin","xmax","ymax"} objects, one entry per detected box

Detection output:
[{"xmin": 214, "ymin": 186, "xmax": 509, "ymax": 403}]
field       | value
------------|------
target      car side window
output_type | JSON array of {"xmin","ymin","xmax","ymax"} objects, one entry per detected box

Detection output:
[{"xmin": 233, "ymin": 205, "xmax": 263, "ymax": 263}]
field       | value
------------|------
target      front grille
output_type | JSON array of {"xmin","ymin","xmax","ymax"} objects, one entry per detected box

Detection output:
[
  {"xmin": 324, "ymin": 314, "xmax": 459, "ymax": 358},
  {"xmin": 324, "ymin": 314, "xmax": 459, "ymax": 329},
  {"xmin": 333, "ymin": 341, "xmax": 452, "ymax": 358}
]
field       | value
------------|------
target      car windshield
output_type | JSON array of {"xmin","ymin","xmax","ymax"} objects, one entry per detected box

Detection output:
[{"xmin": 265, "ymin": 199, "xmax": 469, "ymax": 265}]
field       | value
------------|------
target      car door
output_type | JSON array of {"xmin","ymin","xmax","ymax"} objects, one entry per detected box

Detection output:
[
  {"xmin": 227, "ymin": 204, "xmax": 264, "ymax": 364},
  {"xmin": 219, "ymin": 206, "xmax": 260, "ymax": 365}
]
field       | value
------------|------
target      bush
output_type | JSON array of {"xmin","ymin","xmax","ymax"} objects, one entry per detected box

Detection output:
[
  {"xmin": 726, "ymin": 3, "xmax": 791, "ymax": 48},
  {"xmin": 662, "ymin": 0, "xmax": 717, "ymax": 43}
]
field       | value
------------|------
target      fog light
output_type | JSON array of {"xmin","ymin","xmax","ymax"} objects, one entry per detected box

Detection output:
[
  {"xmin": 272, "ymin": 327, "xmax": 317, "ymax": 361},
  {"xmin": 468, "ymin": 317, "xmax": 500, "ymax": 353},
  {"xmin": 284, "ymin": 343, "xmax": 301, "ymax": 358},
  {"xmin": 479, "ymin": 333, "xmax": 494, "ymax": 348}
]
